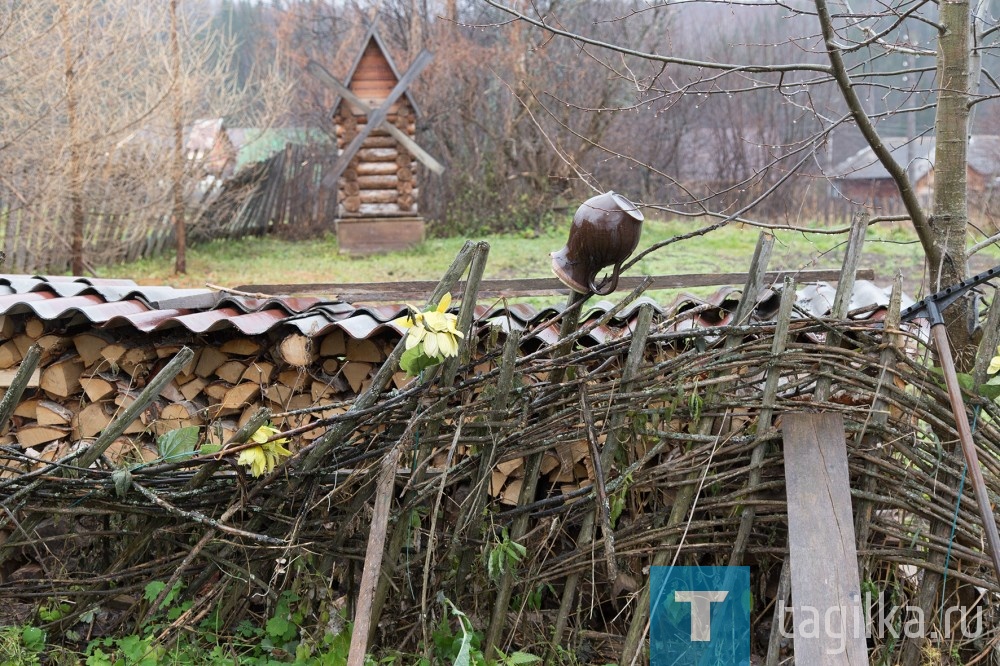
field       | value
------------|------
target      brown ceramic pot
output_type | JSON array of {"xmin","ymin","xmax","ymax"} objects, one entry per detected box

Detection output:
[{"xmin": 550, "ymin": 191, "xmax": 644, "ymax": 295}]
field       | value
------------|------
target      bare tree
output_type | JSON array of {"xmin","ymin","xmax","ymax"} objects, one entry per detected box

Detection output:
[{"xmin": 0, "ymin": 0, "xmax": 289, "ymax": 274}]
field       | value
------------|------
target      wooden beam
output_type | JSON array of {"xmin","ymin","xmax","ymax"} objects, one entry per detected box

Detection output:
[
  {"xmin": 322, "ymin": 50, "xmax": 433, "ymax": 190},
  {"xmin": 783, "ymin": 412, "xmax": 869, "ymax": 665},
  {"xmin": 234, "ymin": 268, "xmax": 875, "ymax": 301},
  {"xmin": 306, "ymin": 60, "xmax": 444, "ymax": 175}
]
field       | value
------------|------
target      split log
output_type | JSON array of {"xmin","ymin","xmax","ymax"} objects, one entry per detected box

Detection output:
[
  {"xmin": 101, "ymin": 343, "xmax": 127, "ymax": 365},
  {"xmin": 277, "ymin": 369, "xmax": 309, "ymax": 393},
  {"xmin": 0, "ymin": 315, "xmax": 16, "ymax": 339},
  {"xmin": 17, "ymin": 424, "xmax": 69, "ymax": 447},
  {"xmin": 154, "ymin": 401, "xmax": 204, "ymax": 436},
  {"xmin": 0, "ymin": 367, "xmax": 39, "ymax": 389},
  {"xmin": 0, "ymin": 341, "xmax": 21, "ymax": 369},
  {"xmin": 195, "ymin": 348, "xmax": 228, "ymax": 378},
  {"xmin": 319, "ymin": 330, "xmax": 347, "ymax": 357},
  {"xmin": 346, "ymin": 338, "xmax": 383, "ymax": 363},
  {"xmin": 71, "ymin": 401, "xmax": 112, "ymax": 439},
  {"xmin": 73, "ymin": 332, "xmax": 112, "ymax": 366},
  {"xmin": 40, "ymin": 358, "xmax": 84, "ymax": 398},
  {"xmin": 179, "ymin": 377, "xmax": 208, "ymax": 401},
  {"xmin": 242, "ymin": 361, "xmax": 275, "ymax": 385},
  {"xmin": 36, "ymin": 400, "xmax": 74, "ymax": 426},
  {"xmin": 81, "ymin": 375, "xmax": 117, "ymax": 402},
  {"xmin": 215, "ymin": 360, "xmax": 247, "ymax": 385},
  {"xmin": 220, "ymin": 383, "xmax": 260, "ymax": 411},
  {"xmin": 13, "ymin": 334, "xmax": 34, "ymax": 357},
  {"xmin": 14, "ymin": 399, "xmax": 39, "ymax": 419},
  {"xmin": 342, "ymin": 361, "xmax": 372, "ymax": 393},
  {"xmin": 153, "ymin": 345, "xmax": 183, "ymax": 360},
  {"xmin": 219, "ymin": 339, "xmax": 261, "ymax": 356}
]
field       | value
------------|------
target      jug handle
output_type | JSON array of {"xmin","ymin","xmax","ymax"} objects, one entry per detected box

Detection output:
[{"xmin": 589, "ymin": 261, "xmax": 622, "ymax": 296}]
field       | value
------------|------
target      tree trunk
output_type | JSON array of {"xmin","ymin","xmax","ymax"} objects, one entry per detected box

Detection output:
[
  {"xmin": 899, "ymin": 7, "xmax": 974, "ymax": 664},
  {"xmin": 929, "ymin": 0, "xmax": 973, "ymax": 365},
  {"xmin": 59, "ymin": 1, "xmax": 85, "ymax": 276},
  {"xmin": 171, "ymin": 0, "xmax": 187, "ymax": 275}
]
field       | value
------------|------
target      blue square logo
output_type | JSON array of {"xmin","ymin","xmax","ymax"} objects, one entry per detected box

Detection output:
[{"xmin": 650, "ymin": 566, "xmax": 750, "ymax": 665}]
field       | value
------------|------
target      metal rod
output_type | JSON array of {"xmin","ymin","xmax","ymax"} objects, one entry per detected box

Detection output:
[{"xmin": 929, "ymin": 319, "xmax": 1000, "ymax": 581}]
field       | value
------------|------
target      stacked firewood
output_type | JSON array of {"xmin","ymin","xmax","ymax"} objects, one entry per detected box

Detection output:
[
  {"xmin": 0, "ymin": 315, "xmax": 412, "ymax": 474},
  {"xmin": 0, "ymin": 312, "xmax": 602, "ymax": 499}
]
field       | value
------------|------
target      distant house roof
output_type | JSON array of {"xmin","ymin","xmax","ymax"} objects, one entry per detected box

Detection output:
[
  {"xmin": 185, "ymin": 118, "xmax": 225, "ymax": 156},
  {"xmin": 226, "ymin": 128, "xmax": 331, "ymax": 173},
  {"xmin": 331, "ymin": 24, "xmax": 422, "ymax": 119},
  {"xmin": 831, "ymin": 135, "xmax": 1000, "ymax": 182}
]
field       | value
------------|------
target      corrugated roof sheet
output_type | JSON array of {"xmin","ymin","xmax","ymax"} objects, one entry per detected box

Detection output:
[{"xmin": 0, "ymin": 275, "xmax": 901, "ymax": 348}]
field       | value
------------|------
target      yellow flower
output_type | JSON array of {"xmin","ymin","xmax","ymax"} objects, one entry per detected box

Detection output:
[
  {"xmin": 989, "ymin": 345, "xmax": 1000, "ymax": 375},
  {"xmin": 393, "ymin": 293, "xmax": 464, "ymax": 360},
  {"xmin": 237, "ymin": 424, "xmax": 292, "ymax": 477}
]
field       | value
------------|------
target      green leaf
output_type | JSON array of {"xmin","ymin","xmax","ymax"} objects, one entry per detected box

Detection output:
[
  {"xmin": 931, "ymin": 367, "xmax": 1000, "ymax": 399},
  {"xmin": 400, "ymin": 346, "xmax": 443, "ymax": 376},
  {"xmin": 157, "ymin": 426, "xmax": 200, "ymax": 461},
  {"xmin": 144, "ymin": 581, "xmax": 167, "ymax": 604},
  {"xmin": 21, "ymin": 625, "xmax": 45, "ymax": 652},
  {"xmin": 199, "ymin": 443, "xmax": 222, "ymax": 455},
  {"xmin": 507, "ymin": 652, "xmax": 542, "ymax": 664},
  {"xmin": 112, "ymin": 468, "xmax": 132, "ymax": 499}
]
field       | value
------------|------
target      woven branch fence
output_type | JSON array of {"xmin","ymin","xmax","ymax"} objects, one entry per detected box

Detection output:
[{"xmin": 2, "ymin": 273, "xmax": 1000, "ymax": 664}]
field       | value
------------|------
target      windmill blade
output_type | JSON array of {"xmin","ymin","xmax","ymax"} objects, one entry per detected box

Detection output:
[{"xmin": 307, "ymin": 60, "xmax": 445, "ymax": 175}]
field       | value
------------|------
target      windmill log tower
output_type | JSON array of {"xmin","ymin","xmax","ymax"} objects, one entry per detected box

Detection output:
[{"xmin": 329, "ymin": 27, "xmax": 442, "ymax": 254}]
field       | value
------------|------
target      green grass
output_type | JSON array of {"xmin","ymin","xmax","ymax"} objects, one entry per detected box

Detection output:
[{"xmin": 93, "ymin": 218, "xmax": 1000, "ymax": 302}]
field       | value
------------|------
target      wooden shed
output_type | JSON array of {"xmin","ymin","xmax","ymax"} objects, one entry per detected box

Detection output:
[{"xmin": 332, "ymin": 28, "xmax": 428, "ymax": 254}]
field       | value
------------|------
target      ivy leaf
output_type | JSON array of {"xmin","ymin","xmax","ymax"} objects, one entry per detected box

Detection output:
[{"xmin": 157, "ymin": 426, "xmax": 200, "ymax": 461}]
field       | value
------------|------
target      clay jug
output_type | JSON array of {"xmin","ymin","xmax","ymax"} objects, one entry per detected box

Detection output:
[{"xmin": 550, "ymin": 191, "xmax": 644, "ymax": 295}]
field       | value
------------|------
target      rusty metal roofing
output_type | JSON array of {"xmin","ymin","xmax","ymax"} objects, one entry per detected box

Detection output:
[{"xmin": 0, "ymin": 275, "xmax": 900, "ymax": 347}]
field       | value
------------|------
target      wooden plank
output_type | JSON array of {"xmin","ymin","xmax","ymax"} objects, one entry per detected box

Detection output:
[
  {"xmin": 235, "ymin": 268, "xmax": 876, "ymax": 301},
  {"xmin": 782, "ymin": 412, "xmax": 869, "ymax": 665}
]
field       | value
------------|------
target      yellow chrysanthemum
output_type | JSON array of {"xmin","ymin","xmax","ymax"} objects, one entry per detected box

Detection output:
[
  {"xmin": 237, "ymin": 424, "xmax": 292, "ymax": 477},
  {"xmin": 393, "ymin": 293, "xmax": 464, "ymax": 361}
]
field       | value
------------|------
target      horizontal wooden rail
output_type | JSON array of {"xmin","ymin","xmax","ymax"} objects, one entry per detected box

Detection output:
[{"xmin": 236, "ymin": 268, "xmax": 875, "ymax": 301}]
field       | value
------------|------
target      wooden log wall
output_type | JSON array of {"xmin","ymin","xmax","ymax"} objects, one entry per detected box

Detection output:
[{"xmin": 335, "ymin": 101, "xmax": 418, "ymax": 218}]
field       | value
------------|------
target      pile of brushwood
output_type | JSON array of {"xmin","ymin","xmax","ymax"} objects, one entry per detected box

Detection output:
[{"xmin": 2, "ymin": 267, "xmax": 1000, "ymax": 664}]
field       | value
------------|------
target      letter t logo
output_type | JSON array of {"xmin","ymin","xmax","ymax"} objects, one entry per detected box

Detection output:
[{"xmin": 674, "ymin": 590, "xmax": 729, "ymax": 641}]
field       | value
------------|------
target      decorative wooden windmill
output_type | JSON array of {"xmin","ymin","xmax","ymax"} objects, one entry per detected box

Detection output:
[{"xmin": 308, "ymin": 26, "xmax": 444, "ymax": 255}]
